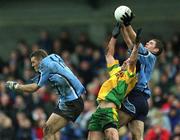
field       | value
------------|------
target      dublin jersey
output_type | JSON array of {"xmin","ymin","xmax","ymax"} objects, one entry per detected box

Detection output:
[
  {"xmin": 97, "ymin": 60, "xmax": 137, "ymax": 107},
  {"xmin": 129, "ymin": 43, "xmax": 156, "ymax": 96},
  {"xmin": 36, "ymin": 54, "xmax": 85, "ymax": 102}
]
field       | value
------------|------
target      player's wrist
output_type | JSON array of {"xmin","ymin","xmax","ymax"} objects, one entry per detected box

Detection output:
[
  {"xmin": 124, "ymin": 22, "xmax": 131, "ymax": 27},
  {"xmin": 112, "ymin": 35, "xmax": 118, "ymax": 39},
  {"xmin": 14, "ymin": 83, "xmax": 20, "ymax": 90}
]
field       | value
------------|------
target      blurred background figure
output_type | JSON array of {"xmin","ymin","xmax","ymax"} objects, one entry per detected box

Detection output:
[
  {"xmin": 0, "ymin": 112, "xmax": 14, "ymax": 140},
  {"xmin": 37, "ymin": 31, "xmax": 53, "ymax": 53}
]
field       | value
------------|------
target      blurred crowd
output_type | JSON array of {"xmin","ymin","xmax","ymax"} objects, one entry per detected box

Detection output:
[{"xmin": 0, "ymin": 30, "xmax": 179, "ymax": 140}]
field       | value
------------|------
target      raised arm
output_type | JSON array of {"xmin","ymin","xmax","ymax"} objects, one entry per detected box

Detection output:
[
  {"xmin": 121, "ymin": 25, "xmax": 133, "ymax": 49},
  {"xmin": 128, "ymin": 28, "xmax": 142, "ymax": 72},
  {"xmin": 126, "ymin": 25, "xmax": 136, "ymax": 43},
  {"xmin": 128, "ymin": 42, "xmax": 140, "ymax": 72},
  {"xmin": 121, "ymin": 12, "xmax": 137, "ymax": 49},
  {"xmin": 105, "ymin": 23, "xmax": 121, "ymax": 64},
  {"xmin": 105, "ymin": 37, "xmax": 117, "ymax": 64}
]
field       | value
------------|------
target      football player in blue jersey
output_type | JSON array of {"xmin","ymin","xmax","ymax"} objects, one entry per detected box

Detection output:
[
  {"xmin": 118, "ymin": 13, "xmax": 164, "ymax": 140},
  {"xmin": 6, "ymin": 49, "xmax": 86, "ymax": 140}
]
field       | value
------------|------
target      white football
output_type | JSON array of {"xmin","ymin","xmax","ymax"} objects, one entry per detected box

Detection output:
[{"xmin": 114, "ymin": 6, "xmax": 132, "ymax": 22}]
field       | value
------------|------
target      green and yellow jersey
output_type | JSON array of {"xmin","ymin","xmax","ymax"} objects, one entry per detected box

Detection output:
[{"xmin": 97, "ymin": 60, "xmax": 137, "ymax": 107}]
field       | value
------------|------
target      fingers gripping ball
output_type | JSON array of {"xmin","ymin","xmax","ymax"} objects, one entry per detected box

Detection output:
[{"xmin": 114, "ymin": 5, "xmax": 132, "ymax": 23}]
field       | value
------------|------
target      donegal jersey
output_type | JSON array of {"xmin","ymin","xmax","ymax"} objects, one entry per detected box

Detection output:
[
  {"xmin": 35, "ymin": 54, "xmax": 85, "ymax": 102},
  {"xmin": 129, "ymin": 44, "xmax": 156, "ymax": 96},
  {"xmin": 97, "ymin": 60, "xmax": 137, "ymax": 107}
]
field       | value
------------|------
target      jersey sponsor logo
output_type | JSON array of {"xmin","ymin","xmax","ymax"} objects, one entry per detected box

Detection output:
[{"xmin": 115, "ymin": 71, "xmax": 124, "ymax": 78}]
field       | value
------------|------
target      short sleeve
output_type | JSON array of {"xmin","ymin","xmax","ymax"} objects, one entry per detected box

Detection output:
[
  {"xmin": 37, "ymin": 63, "xmax": 50, "ymax": 87},
  {"xmin": 128, "ymin": 43, "xmax": 156, "ymax": 65},
  {"xmin": 138, "ymin": 43, "xmax": 149, "ymax": 55},
  {"xmin": 31, "ymin": 74, "xmax": 40, "ymax": 84}
]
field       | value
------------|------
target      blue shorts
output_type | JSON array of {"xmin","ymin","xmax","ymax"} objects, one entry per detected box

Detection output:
[
  {"xmin": 53, "ymin": 96, "xmax": 84, "ymax": 122},
  {"xmin": 120, "ymin": 89, "xmax": 149, "ymax": 122}
]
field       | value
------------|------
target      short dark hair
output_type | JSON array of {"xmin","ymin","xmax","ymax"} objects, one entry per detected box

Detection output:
[
  {"xmin": 30, "ymin": 49, "xmax": 48, "ymax": 59},
  {"xmin": 153, "ymin": 39, "xmax": 164, "ymax": 56}
]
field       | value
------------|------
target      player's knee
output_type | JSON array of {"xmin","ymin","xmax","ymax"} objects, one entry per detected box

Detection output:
[
  {"xmin": 132, "ymin": 133, "xmax": 143, "ymax": 140},
  {"xmin": 128, "ymin": 120, "xmax": 144, "ymax": 140},
  {"xmin": 131, "ymin": 129, "xmax": 143, "ymax": 140},
  {"xmin": 43, "ymin": 123, "xmax": 54, "ymax": 137},
  {"xmin": 104, "ymin": 128, "xmax": 119, "ymax": 140}
]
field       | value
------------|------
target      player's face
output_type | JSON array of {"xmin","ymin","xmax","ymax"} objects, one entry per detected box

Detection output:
[
  {"xmin": 31, "ymin": 56, "xmax": 40, "ymax": 72},
  {"xmin": 145, "ymin": 40, "xmax": 158, "ymax": 54}
]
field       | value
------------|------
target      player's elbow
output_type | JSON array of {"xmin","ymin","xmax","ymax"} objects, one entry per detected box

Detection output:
[
  {"xmin": 106, "ymin": 51, "xmax": 114, "ymax": 57},
  {"xmin": 129, "ymin": 59, "xmax": 137, "ymax": 65},
  {"xmin": 105, "ymin": 54, "xmax": 113, "ymax": 60}
]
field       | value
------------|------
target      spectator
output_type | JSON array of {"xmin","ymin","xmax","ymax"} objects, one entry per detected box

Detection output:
[
  {"xmin": 0, "ymin": 112, "xmax": 14, "ymax": 140},
  {"xmin": 37, "ymin": 31, "xmax": 53, "ymax": 53},
  {"xmin": 145, "ymin": 124, "xmax": 171, "ymax": 140},
  {"xmin": 171, "ymin": 123, "xmax": 180, "ymax": 140}
]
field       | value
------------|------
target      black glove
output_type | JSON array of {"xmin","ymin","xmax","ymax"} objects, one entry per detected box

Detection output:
[
  {"xmin": 121, "ymin": 12, "xmax": 134, "ymax": 26},
  {"xmin": 135, "ymin": 28, "xmax": 142, "ymax": 44},
  {"xmin": 112, "ymin": 22, "xmax": 121, "ymax": 38}
]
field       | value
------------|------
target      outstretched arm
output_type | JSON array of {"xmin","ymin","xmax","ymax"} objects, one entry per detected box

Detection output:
[
  {"xmin": 6, "ymin": 81, "xmax": 39, "ymax": 93},
  {"xmin": 15, "ymin": 83, "xmax": 39, "ymax": 92}
]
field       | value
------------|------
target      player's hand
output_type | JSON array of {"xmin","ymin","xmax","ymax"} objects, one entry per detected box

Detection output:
[
  {"xmin": 112, "ymin": 22, "xmax": 121, "ymax": 38},
  {"xmin": 121, "ymin": 12, "xmax": 135, "ymax": 26},
  {"xmin": 5, "ymin": 81, "xmax": 19, "ymax": 90}
]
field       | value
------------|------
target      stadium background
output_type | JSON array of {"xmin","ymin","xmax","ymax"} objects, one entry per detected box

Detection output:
[{"xmin": 0, "ymin": 0, "xmax": 179, "ymax": 139}]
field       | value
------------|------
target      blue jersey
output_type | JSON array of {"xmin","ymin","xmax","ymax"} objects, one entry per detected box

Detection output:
[
  {"xmin": 35, "ymin": 54, "xmax": 85, "ymax": 102},
  {"xmin": 129, "ymin": 44, "xmax": 156, "ymax": 96}
]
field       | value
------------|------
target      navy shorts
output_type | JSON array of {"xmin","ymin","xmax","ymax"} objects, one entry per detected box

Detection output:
[
  {"xmin": 120, "ymin": 89, "xmax": 149, "ymax": 122},
  {"xmin": 53, "ymin": 96, "xmax": 84, "ymax": 122}
]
